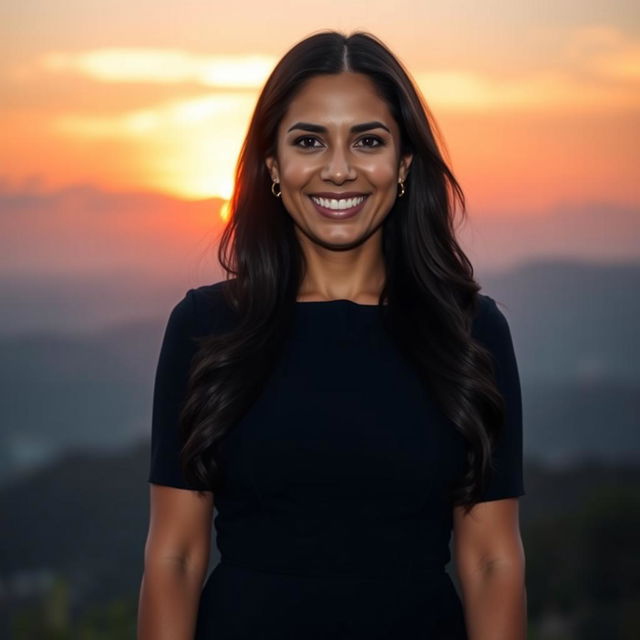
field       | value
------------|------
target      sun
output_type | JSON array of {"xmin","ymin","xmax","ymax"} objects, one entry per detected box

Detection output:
[{"xmin": 219, "ymin": 200, "xmax": 232, "ymax": 222}]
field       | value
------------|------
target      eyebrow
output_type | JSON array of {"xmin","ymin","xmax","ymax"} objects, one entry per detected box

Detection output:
[{"xmin": 286, "ymin": 121, "xmax": 391, "ymax": 134}]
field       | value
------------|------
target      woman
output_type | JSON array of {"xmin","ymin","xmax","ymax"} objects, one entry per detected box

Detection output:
[{"xmin": 138, "ymin": 30, "xmax": 527, "ymax": 640}]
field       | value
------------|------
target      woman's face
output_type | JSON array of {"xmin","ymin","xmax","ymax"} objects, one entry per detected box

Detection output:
[{"xmin": 265, "ymin": 72, "xmax": 413, "ymax": 249}]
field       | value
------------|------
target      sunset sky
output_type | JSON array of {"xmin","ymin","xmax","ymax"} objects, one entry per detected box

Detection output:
[{"xmin": 2, "ymin": 1, "xmax": 639, "ymax": 281}]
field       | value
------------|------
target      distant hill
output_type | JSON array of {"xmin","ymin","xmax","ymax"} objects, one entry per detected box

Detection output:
[
  {"xmin": 0, "ymin": 258, "xmax": 638, "ymax": 484},
  {"xmin": 483, "ymin": 259, "xmax": 640, "ymax": 381}
]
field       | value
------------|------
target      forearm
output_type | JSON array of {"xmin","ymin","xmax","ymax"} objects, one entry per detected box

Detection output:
[
  {"xmin": 458, "ymin": 561, "xmax": 527, "ymax": 640},
  {"xmin": 137, "ymin": 559, "xmax": 207, "ymax": 640}
]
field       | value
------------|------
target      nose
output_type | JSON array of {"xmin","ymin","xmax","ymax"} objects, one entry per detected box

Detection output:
[{"xmin": 320, "ymin": 145, "xmax": 357, "ymax": 183}]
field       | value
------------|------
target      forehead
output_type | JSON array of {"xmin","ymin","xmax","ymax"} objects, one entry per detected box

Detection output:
[{"xmin": 281, "ymin": 73, "xmax": 396, "ymax": 131}]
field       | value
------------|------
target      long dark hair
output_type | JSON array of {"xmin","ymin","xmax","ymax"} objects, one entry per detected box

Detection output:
[{"xmin": 179, "ymin": 29, "xmax": 505, "ymax": 514}]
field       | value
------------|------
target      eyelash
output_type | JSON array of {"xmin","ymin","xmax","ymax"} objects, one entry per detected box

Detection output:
[{"xmin": 292, "ymin": 135, "xmax": 385, "ymax": 150}]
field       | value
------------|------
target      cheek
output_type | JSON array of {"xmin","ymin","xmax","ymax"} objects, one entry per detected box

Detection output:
[
  {"xmin": 362, "ymin": 160, "xmax": 397, "ymax": 188},
  {"xmin": 281, "ymin": 162, "xmax": 314, "ymax": 188}
]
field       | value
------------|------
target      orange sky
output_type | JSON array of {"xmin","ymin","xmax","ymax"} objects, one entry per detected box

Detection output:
[{"xmin": 2, "ymin": 2, "xmax": 639, "ymax": 218}]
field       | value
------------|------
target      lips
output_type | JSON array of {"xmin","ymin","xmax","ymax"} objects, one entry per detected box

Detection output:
[{"xmin": 308, "ymin": 194, "xmax": 369, "ymax": 220}]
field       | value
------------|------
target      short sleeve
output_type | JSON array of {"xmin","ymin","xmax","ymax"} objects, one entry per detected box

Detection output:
[
  {"xmin": 472, "ymin": 295, "xmax": 526, "ymax": 502},
  {"xmin": 148, "ymin": 289, "xmax": 209, "ymax": 490}
]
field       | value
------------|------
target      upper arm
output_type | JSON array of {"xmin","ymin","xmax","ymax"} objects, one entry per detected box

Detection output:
[
  {"xmin": 471, "ymin": 295, "xmax": 526, "ymax": 503},
  {"xmin": 453, "ymin": 295, "xmax": 526, "ymax": 574},
  {"xmin": 145, "ymin": 288, "xmax": 215, "ymax": 567},
  {"xmin": 148, "ymin": 289, "xmax": 211, "ymax": 492},
  {"xmin": 145, "ymin": 484, "xmax": 214, "ymax": 570}
]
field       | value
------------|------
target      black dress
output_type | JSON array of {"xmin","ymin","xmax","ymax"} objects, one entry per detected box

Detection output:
[{"xmin": 148, "ymin": 280, "xmax": 525, "ymax": 639}]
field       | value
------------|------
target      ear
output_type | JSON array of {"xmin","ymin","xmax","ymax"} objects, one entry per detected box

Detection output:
[
  {"xmin": 399, "ymin": 153, "xmax": 413, "ymax": 182},
  {"xmin": 265, "ymin": 156, "xmax": 279, "ymax": 181}
]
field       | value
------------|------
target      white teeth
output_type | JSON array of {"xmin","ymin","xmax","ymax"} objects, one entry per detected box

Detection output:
[{"xmin": 311, "ymin": 195, "xmax": 366, "ymax": 210}]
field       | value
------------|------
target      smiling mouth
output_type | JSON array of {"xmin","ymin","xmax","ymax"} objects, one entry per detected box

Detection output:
[{"xmin": 308, "ymin": 194, "xmax": 369, "ymax": 219}]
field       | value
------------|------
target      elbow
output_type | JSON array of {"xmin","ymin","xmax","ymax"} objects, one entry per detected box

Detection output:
[
  {"xmin": 143, "ymin": 536, "xmax": 210, "ymax": 581},
  {"xmin": 479, "ymin": 554, "xmax": 526, "ymax": 588},
  {"xmin": 457, "ymin": 539, "xmax": 526, "ymax": 588}
]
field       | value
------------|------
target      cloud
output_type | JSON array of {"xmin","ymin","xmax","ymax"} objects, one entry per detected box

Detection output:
[
  {"xmin": 39, "ymin": 48, "xmax": 276, "ymax": 88},
  {"xmin": 33, "ymin": 39, "xmax": 639, "ymax": 115},
  {"xmin": 415, "ymin": 67, "xmax": 638, "ymax": 112},
  {"xmin": 51, "ymin": 93, "xmax": 252, "ymax": 137},
  {"xmin": 562, "ymin": 25, "xmax": 640, "ymax": 80},
  {"xmin": 414, "ymin": 25, "xmax": 639, "ymax": 112}
]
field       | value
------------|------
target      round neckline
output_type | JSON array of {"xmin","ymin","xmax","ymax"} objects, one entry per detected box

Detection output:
[{"xmin": 295, "ymin": 299, "xmax": 382, "ymax": 308}]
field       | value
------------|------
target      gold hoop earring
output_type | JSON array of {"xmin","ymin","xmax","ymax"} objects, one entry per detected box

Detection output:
[
  {"xmin": 398, "ymin": 180, "xmax": 405, "ymax": 198},
  {"xmin": 271, "ymin": 180, "xmax": 281, "ymax": 198}
]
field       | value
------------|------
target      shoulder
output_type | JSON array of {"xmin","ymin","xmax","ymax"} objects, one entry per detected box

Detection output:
[
  {"xmin": 190, "ymin": 279, "xmax": 229, "ymax": 314},
  {"xmin": 471, "ymin": 293, "xmax": 514, "ymax": 353},
  {"xmin": 472, "ymin": 293, "xmax": 508, "ymax": 332},
  {"xmin": 172, "ymin": 279, "xmax": 238, "ymax": 337}
]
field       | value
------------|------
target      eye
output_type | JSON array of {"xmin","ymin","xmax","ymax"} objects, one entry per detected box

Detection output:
[
  {"xmin": 293, "ymin": 136, "xmax": 322, "ymax": 149},
  {"xmin": 356, "ymin": 135, "xmax": 385, "ymax": 148}
]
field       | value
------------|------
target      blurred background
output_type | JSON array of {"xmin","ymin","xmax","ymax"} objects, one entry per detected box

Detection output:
[{"xmin": 1, "ymin": 1, "xmax": 639, "ymax": 638}]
